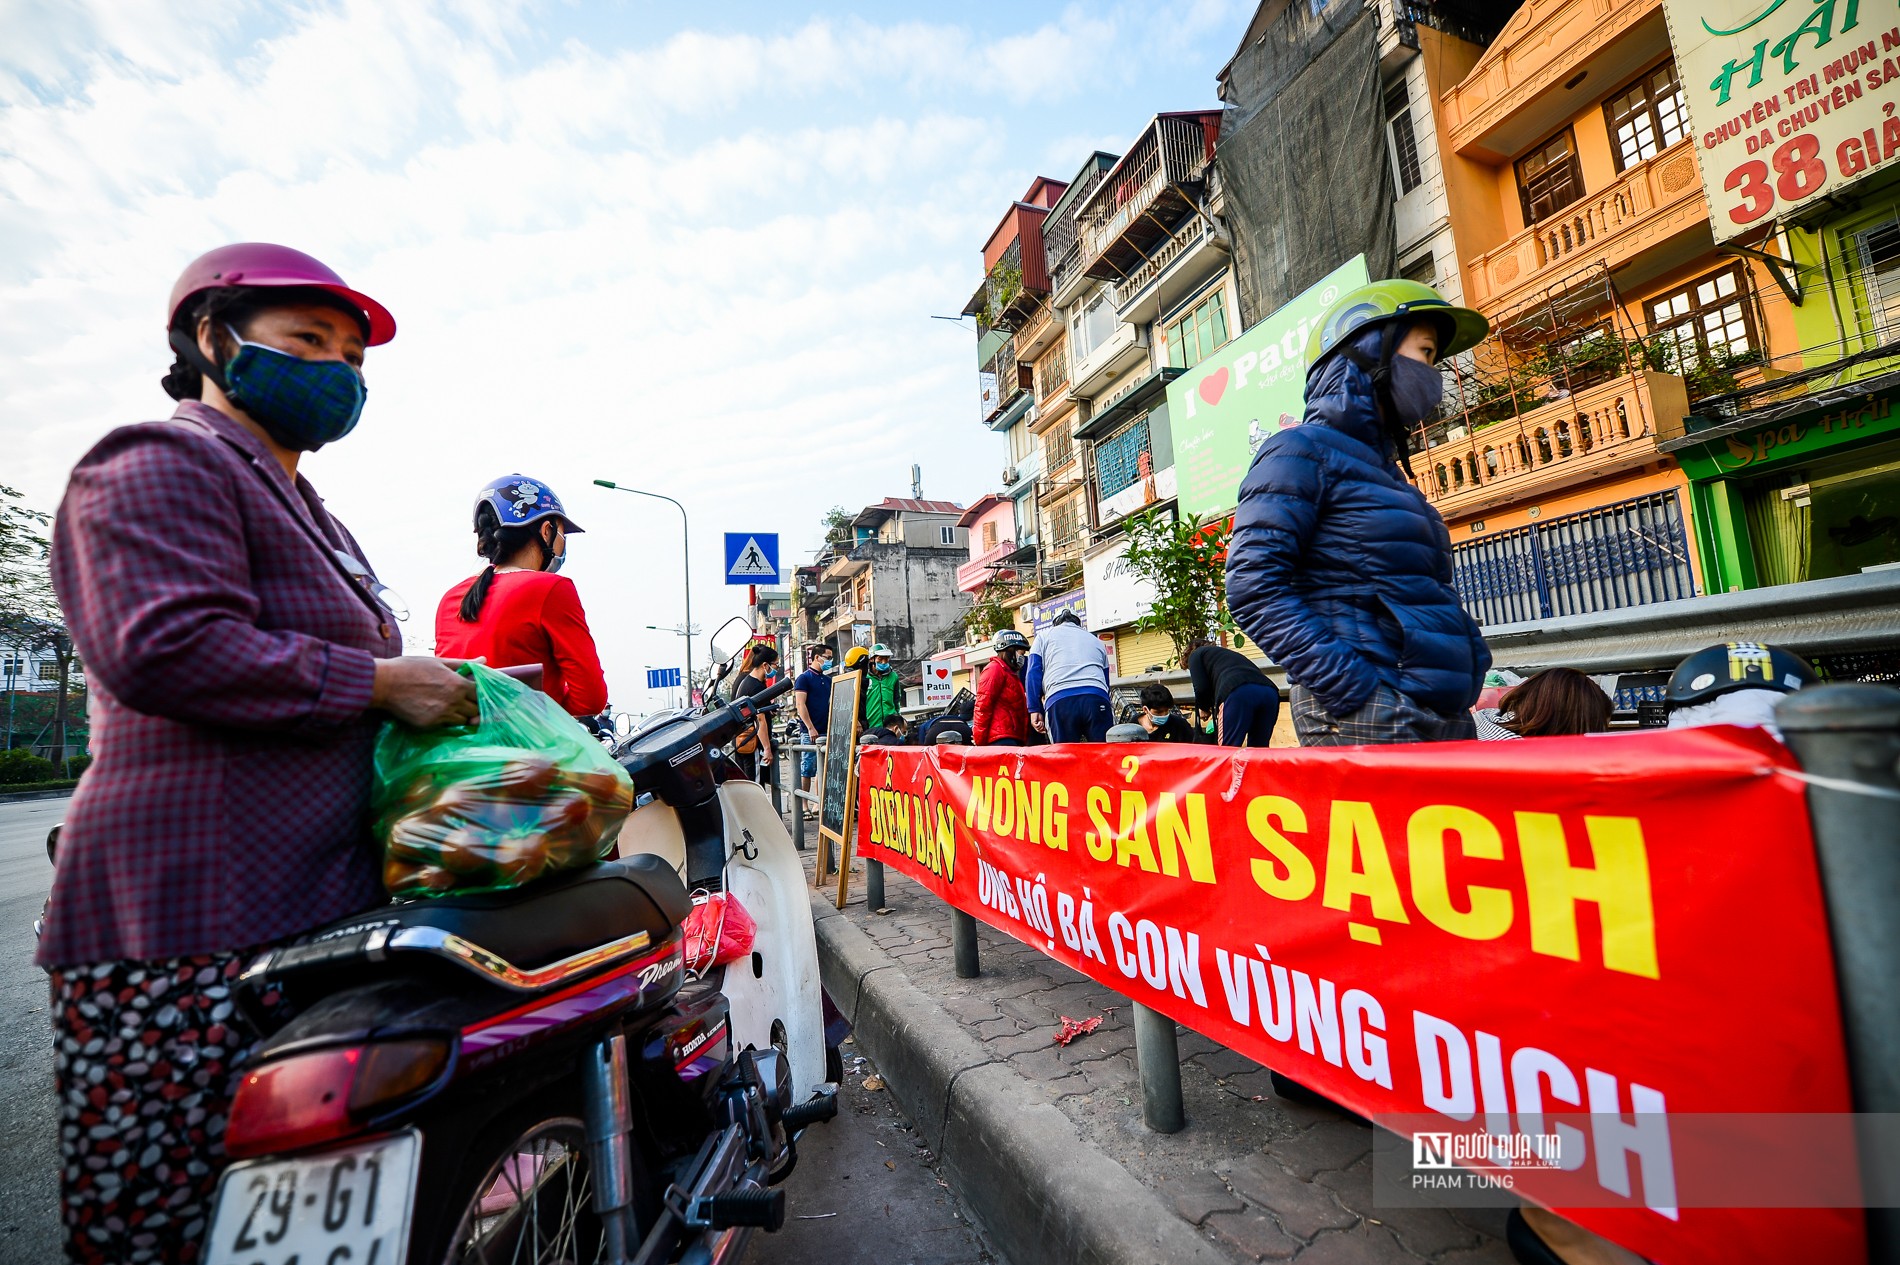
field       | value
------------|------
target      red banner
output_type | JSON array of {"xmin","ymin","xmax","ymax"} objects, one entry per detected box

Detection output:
[{"xmin": 854, "ymin": 728, "xmax": 1862, "ymax": 1264}]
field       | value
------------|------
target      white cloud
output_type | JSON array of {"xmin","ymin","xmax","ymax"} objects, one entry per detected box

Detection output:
[{"xmin": 1, "ymin": 0, "xmax": 1241, "ymax": 707}]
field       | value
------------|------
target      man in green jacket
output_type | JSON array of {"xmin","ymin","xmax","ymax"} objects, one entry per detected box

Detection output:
[{"xmin": 860, "ymin": 643, "xmax": 904, "ymax": 730}]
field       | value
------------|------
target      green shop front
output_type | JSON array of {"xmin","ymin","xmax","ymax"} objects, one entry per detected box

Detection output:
[{"xmin": 1666, "ymin": 370, "xmax": 1900, "ymax": 592}]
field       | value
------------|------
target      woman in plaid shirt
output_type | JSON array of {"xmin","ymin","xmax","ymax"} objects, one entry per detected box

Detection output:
[{"xmin": 41, "ymin": 244, "xmax": 477, "ymax": 1264}]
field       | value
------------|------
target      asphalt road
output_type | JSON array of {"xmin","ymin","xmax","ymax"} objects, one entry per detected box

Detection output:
[
  {"xmin": 0, "ymin": 796, "xmax": 998, "ymax": 1265},
  {"xmin": 0, "ymin": 795, "xmax": 62, "ymax": 1264},
  {"xmin": 740, "ymin": 1044, "xmax": 999, "ymax": 1265}
]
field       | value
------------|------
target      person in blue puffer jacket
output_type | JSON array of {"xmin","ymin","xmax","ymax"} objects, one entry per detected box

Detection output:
[{"xmin": 1227, "ymin": 279, "xmax": 1492, "ymax": 746}]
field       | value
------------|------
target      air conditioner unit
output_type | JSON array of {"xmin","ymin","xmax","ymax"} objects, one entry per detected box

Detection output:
[{"xmin": 1001, "ymin": 466, "xmax": 1019, "ymax": 485}]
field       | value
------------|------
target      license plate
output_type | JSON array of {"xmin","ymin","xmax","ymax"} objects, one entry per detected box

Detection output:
[{"xmin": 205, "ymin": 1130, "xmax": 418, "ymax": 1265}]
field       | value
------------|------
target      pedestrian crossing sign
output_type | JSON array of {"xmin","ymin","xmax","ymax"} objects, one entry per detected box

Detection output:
[{"xmin": 724, "ymin": 532, "xmax": 779, "ymax": 584}]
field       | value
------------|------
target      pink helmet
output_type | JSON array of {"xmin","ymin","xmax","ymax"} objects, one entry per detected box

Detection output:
[{"xmin": 167, "ymin": 242, "xmax": 396, "ymax": 345}]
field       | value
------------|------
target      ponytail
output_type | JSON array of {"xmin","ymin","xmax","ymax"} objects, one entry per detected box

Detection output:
[
  {"xmin": 459, "ymin": 566, "xmax": 499, "ymax": 622},
  {"xmin": 459, "ymin": 502, "xmax": 537, "ymax": 622}
]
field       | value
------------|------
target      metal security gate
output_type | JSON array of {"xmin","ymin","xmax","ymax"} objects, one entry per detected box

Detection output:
[{"xmin": 1451, "ymin": 490, "xmax": 1696, "ymax": 627}]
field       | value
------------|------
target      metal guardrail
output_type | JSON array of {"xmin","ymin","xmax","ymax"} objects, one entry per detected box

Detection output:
[
  {"xmin": 1481, "ymin": 566, "xmax": 1900, "ymax": 674},
  {"xmin": 1108, "ymin": 569, "xmax": 1900, "ymax": 702}
]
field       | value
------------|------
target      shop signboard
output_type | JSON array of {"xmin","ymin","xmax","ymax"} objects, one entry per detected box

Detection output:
[
  {"xmin": 1169, "ymin": 256, "xmax": 1369, "ymax": 518},
  {"xmin": 1026, "ymin": 588, "xmax": 1087, "ymax": 631},
  {"xmin": 1675, "ymin": 388, "xmax": 1900, "ymax": 477},
  {"xmin": 922, "ymin": 657, "xmax": 956, "ymax": 705},
  {"xmin": 1081, "ymin": 537, "xmax": 1159, "ymax": 632},
  {"xmin": 1664, "ymin": 0, "xmax": 1900, "ymax": 241}
]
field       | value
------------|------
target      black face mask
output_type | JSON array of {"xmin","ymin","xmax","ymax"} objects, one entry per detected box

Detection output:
[
  {"xmin": 1386, "ymin": 355, "xmax": 1444, "ymax": 424},
  {"xmin": 1340, "ymin": 324, "xmax": 1439, "ymax": 479}
]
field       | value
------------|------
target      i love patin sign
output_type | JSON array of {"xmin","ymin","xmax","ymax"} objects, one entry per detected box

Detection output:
[{"xmin": 1169, "ymin": 255, "xmax": 1369, "ymax": 518}]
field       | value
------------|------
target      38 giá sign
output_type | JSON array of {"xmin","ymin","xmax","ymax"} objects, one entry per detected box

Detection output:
[{"xmin": 1664, "ymin": 0, "xmax": 1900, "ymax": 239}]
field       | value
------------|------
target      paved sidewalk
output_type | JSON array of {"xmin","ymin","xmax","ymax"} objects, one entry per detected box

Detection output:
[{"xmin": 806, "ymin": 835, "xmax": 1516, "ymax": 1265}]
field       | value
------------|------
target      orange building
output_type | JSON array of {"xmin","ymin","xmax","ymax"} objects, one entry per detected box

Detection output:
[{"xmin": 1421, "ymin": 0, "xmax": 1799, "ymax": 623}]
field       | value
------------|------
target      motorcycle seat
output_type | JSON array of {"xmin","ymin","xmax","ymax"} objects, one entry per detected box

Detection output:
[{"xmin": 255, "ymin": 856, "xmax": 692, "ymax": 990}]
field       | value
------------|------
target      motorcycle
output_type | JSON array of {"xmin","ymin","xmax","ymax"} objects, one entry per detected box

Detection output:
[{"xmin": 178, "ymin": 671, "xmax": 838, "ymax": 1265}]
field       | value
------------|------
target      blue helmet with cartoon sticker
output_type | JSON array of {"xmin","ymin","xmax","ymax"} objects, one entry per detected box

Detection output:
[{"xmin": 475, "ymin": 475, "xmax": 583, "ymax": 534}]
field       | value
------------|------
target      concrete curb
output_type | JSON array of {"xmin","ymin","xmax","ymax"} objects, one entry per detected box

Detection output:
[{"xmin": 812, "ymin": 893, "xmax": 1226, "ymax": 1265}]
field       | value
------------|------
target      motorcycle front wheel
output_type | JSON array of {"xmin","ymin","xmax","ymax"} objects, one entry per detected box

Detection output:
[{"xmin": 441, "ymin": 1115, "xmax": 605, "ymax": 1265}]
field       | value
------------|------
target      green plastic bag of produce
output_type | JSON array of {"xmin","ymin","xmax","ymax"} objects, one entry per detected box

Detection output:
[{"xmin": 371, "ymin": 663, "xmax": 635, "ymax": 898}]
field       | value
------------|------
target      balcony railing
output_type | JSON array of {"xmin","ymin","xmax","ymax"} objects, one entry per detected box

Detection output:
[
  {"xmin": 957, "ymin": 539, "xmax": 1018, "ymax": 594},
  {"xmin": 1035, "ymin": 340, "xmax": 1070, "ymax": 402},
  {"xmin": 1441, "ymin": 0, "xmax": 1659, "ymax": 160},
  {"xmin": 1464, "ymin": 142, "xmax": 1705, "ymax": 311},
  {"xmin": 1112, "ymin": 216, "xmax": 1215, "ymax": 315},
  {"xmin": 1015, "ymin": 301, "xmax": 1057, "ymax": 359},
  {"xmin": 983, "ymin": 341, "xmax": 1032, "ymax": 424},
  {"xmin": 1414, "ymin": 370, "xmax": 1689, "ymax": 516},
  {"xmin": 1044, "ymin": 154, "xmax": 1117, "ymax": 303},
  {"xmin": 818, "ymin": 602, "xmax": 860, "ymax": 635},
  {"xmin": 1075, "ymin": 114, "xmax": 1215, "ymax": 283}
]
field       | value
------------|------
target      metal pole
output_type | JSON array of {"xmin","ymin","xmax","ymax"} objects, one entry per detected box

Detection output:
[
  {"xmin": 1132, "ymin": 1003, "xmax": 1185, "ymax": 1134},
  {"xmin": 595, "ymin": 481, "xmax": 693, "ymax": 703},
  {"xmin": 950, "ymin": 909, "xmax": 980, "ymax": 978},
  {"xmin": 865, "ymin": 858, "xmax": 885, "ymax": 911},
  {"xmin": 1778, "ymin": 684, "xmax": 1900, "ymax": 1260}
]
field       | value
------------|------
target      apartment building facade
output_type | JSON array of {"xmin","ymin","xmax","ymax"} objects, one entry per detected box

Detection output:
[
  {"xmin": 1407, "ymin": 0, "xmax": 1802, "ymax": 625},
  {"xmin": 1065, "ymin": 111, "xmax": 1231, "ymax": 674},
  {"xmin": 1655, "ymin": 0, "xmax": 1900, "ymax": 594},
  {"xmin": 807, "ymin": 498, "xmax": 971, "ymax": 671}
]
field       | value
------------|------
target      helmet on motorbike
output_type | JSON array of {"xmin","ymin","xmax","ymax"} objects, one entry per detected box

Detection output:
[
  {"xmin": 1305, "ymin": 279, "xmax": 1487, "ymax": 374},
  {"xmin": 475, "ymin": 475, "xmax": 584, "ymax": 533},
  {"xmin": 168, "ymin": 242, "xmax": 396, "ymax": 345},
  {"xmin": 992, "ymin": 630, "xmax": 1029, "ymax": 652},
  {"xmin": 1665, "ymin": 642, "xmax": 1818, "ymax": 711}
]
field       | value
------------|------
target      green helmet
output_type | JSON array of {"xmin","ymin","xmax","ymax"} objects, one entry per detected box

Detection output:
[
  {"xmin": 870, "ymin": 643, "xmax": 893, "ymax": 658},
  {"xmin": 1305, "ymin": 279, "xmax": 1489, "ymax": 373}
]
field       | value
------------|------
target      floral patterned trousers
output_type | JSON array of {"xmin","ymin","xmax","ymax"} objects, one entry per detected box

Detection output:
[{"xmin": 49, "ymin": 950, "xmax": 283, "ymax": 1265}]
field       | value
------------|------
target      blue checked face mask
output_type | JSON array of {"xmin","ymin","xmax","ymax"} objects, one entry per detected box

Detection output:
[{"xmin": 224, "ymin": 327, "xmax": 366, "ymax": 451}]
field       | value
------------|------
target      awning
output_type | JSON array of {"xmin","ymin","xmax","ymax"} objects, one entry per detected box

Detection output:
[{"xmin": 1075, "ymin": 366, "xmax": 1183, "ymax": 441}]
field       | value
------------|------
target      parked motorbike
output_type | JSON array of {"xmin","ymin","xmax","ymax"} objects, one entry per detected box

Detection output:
[{"xmin": 170, "ymin": 672, "xmax": 837, "ymax": 1265}]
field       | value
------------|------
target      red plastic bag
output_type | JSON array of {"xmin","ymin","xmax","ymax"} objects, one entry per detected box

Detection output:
[{"xmin": 682, "ymin": 892, "xmax": 756, "ymax": 974}]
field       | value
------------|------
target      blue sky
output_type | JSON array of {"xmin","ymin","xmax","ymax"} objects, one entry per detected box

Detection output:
[{"xmin": 2, "ymin": 0, "xmax": 1251, "ymax": 711}]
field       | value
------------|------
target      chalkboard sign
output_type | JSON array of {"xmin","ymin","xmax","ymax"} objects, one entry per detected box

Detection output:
[{"xmin": 816, "ymin": 670, "xmax": 862, "ymax": 890}]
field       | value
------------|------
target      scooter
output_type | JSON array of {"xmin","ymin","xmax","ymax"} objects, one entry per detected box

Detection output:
[{"xmin": 188, "ymin": 673, "xmax": 837, "ymax": 1265}]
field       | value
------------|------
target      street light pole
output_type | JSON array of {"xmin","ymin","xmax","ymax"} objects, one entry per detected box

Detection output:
[{"xmin": 595, "ymin": 480, "xmax": 694, "ymax": 701}]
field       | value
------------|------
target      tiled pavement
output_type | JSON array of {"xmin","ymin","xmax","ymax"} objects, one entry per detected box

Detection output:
[{"xmin": 810, "ymin": 840, "xmax": 1517, "ymax": 1265}]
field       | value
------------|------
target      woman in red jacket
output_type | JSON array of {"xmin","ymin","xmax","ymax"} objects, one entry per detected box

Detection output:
[
  {"xmin": 972, "ymin": 629, "xmax": 1031, "ymax": 746},
  {"xmin": 435, "ymin": 475, "xmax": 609, "ymax": 716}
]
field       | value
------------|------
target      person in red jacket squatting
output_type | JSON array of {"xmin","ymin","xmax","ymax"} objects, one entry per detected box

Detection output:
[
  {"xmin": 435, "ymin": 476, "xmax": 609, "ymax": 718},
  {"xmin": 972, "ymin": 629, "xmax": 1032, "ymax": 746}
]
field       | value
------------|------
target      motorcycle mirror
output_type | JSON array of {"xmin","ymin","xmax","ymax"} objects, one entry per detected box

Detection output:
[{"xmin": 708, "ymin": 615, "xmax": 755, "ymax": 668}]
